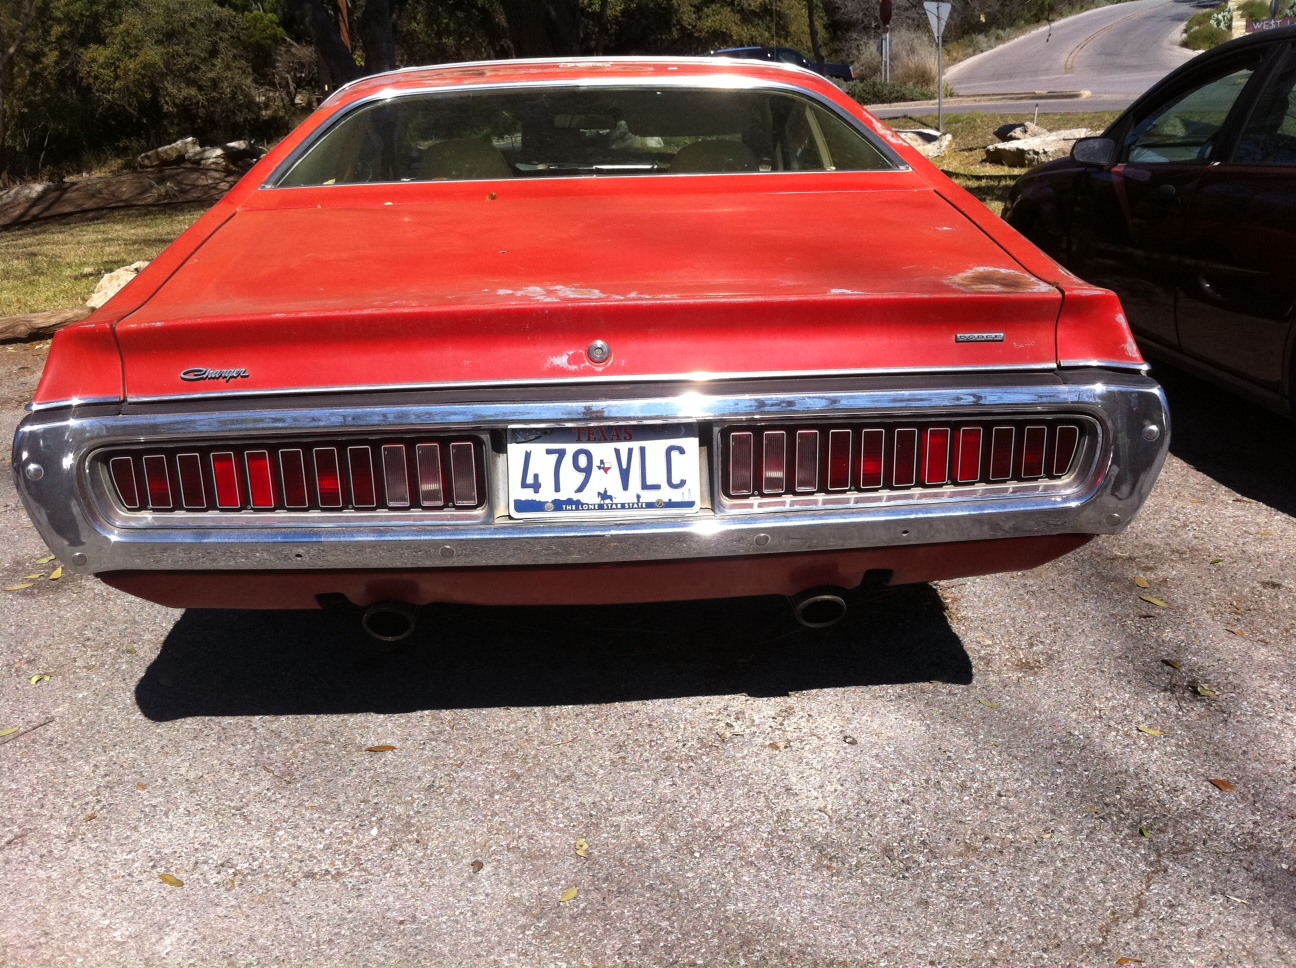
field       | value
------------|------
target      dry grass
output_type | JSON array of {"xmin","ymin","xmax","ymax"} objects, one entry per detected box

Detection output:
[
  {"xmin": 889, "ymin": 111, "xmax": 1121, "ymax": 214},
  {"xmin": 0, "ymin": 204, "xmax": 208, "ymax": 316}
]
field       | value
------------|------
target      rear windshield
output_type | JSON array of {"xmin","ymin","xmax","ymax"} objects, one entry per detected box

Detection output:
[{"xmin": 275, "ymin": 86, "xmax": 895, "ymax": 186}]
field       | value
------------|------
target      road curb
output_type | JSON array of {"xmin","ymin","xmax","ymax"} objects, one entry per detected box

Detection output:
[{"xmin": 865, "ymin": 90, "xmax": 1091, "ymax": 111}]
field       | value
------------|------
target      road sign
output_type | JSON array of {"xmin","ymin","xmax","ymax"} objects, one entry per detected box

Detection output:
[
  {"xmin": 924, "ymin": 1, "xmax": 951, "ymax": 40},
  {"xmin": 924, "ymin": 1, "xmax": 951, "ymax": 134}
]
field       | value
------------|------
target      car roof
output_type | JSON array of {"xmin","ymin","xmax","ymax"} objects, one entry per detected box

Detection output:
[{"xmin": 322, "ymin": 55, "xmax": 837, "ymax": 110}]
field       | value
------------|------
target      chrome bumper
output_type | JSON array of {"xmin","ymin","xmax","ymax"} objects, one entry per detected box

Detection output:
[{"xmin": 12, "ymin": 369, "xmax": 1169, "ymax": 576}]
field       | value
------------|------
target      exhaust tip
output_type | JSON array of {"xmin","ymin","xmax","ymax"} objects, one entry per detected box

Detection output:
[
  {"xmin": 361, "ymin": 601, "xmax": 416, "ymax": 642},
  {"xmin": 789, "ymin": 587, "xmax": 849, "ymax": 629}
]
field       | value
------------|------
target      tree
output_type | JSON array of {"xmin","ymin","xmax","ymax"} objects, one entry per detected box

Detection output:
[
  {"xmin": 0, "ymin": 0, "xmax": 37, "ymax": 175},
  {"xmin": 498, "ymin": 0, "xmax": 580, "ymax": 57}
]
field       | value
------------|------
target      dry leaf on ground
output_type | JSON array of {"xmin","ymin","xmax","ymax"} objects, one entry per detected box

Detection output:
[
  {"xmin": 1196, "ymin": 684, "xmax": 1219, "ymax": 697},
  {"xmin": 0, "ymin": 727, "xmax": 19, "ymax": 737},
  {"xmin": 159, "ymin": 873, "xmax": 184, "ymax": 888},
  {"xmin": 1116, "ymin": 958, "xmax": 1142, "ymax": 965},
  {"xmin": 559, "ymin": 887, "xmax": 578, "ymax": 903},
  {"xmin": 36, "ymin": 554, "xmax": 56, "ymax": 564},
  {"xmin": 28, "ymin": 674, "xmax": 50, "ymax": 685},
  {"xmin": 1208, "ymin": 778, "xmax": 1235, "ymax": 793},
  {"xmin": 365, "ymin": 745, "xmax": 396, "ymax": 752},
  {"xmin": 575, "ymin": 839, "xmax": 589, "ymax": 858},
  {"xmin": 1139, "ymin": 594, "xmax": 1169, "ymax": 608},
  {"xmin": 1136, "ymin": 726, "xmax": 1164, "ymax": 736},
  {"xmin": 470, "ymin": 860, "xmax": 483, "ymax": 873},
  {"xmin": 1134, "ymin": 577, "xmax": 1150, "ymax": 588},
  {"xmin": 48, "ymin": 566, "xmax": 63, "ymax": 580},
  {"xmin": 4, "ymin": 583, "xmax": 34, "ymax": 592},
  {"xmin": 21, "ymin": 573, "xmax": 45, "ymax": 580},
  {"xmin": 1161, "ymin": 658, "xmax": 1182, "ymax": 670},
  {"xmin": 978, "ymin": 698, "xmax": 1001, "ymax": 709}
]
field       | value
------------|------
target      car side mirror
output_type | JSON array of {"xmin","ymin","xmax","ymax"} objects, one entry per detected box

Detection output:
[{"xmin": 1071, "ymin": 137, "xmax": 1116, "ymax": 167}]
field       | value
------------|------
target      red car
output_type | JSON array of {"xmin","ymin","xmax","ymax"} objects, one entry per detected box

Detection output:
[{"xmin": 13, "ymin": 57, "xmax": 1168, "ymax": 639}]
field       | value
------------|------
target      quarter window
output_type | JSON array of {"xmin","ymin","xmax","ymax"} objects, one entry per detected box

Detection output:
[{"xmin": 1234, "ymin": 51, "xmax": 1296, "ymax": 165}]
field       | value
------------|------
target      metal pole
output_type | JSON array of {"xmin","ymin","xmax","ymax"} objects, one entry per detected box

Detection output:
[{"xmin": 937, "ymin": 41, "xmax": 944, "ymax": 132}]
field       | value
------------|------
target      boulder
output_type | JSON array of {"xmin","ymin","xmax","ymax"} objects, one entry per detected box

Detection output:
[
  {"xmin": 138, "ymin": 137, "xmax": 200, "ymax": 168},
  {"xmin": 86, "ymin": 261, "xmax": 150, "ymax": 310},
  {"xmin": 0, "ymin": 307, "xmax": 91, "ymax": 343},
  {"xmin": 185, "ymin": 145, "xmax": 233, "ymax": 169},
  {"xmin": 984, "ymin": 128, "xmax": 1093, "ymax": 167},
  {"xmin": 993, "ymin": 120, "xmax": 1048, "ymax": 141},
  {"xmin": 895, "ymin": 128, "xmax": 953, "ymax": 159},
  {"xmin": 220, "ymin": 140, "xmax": 264, "ymax": 163}
]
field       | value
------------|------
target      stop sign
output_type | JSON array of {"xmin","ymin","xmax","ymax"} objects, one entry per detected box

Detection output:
[{"xmin": 880, "ymin": 0, "xmax": 892, "ymax": 26}]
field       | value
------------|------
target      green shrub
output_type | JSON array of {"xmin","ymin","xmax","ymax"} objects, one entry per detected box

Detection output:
[
  {"xmin": 1185, "ymin": 22, "xmax": 1233, "ymax": 49},
  {"xmin": 1239, "ymin": 0, "xmax": 1271, "ymax": 19},
  {"xmin": 846, "ymin": 78, "xmax": 934, "ymax": 104}
]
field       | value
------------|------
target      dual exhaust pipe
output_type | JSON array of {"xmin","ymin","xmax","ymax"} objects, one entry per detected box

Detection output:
[{"xmin": 359, "ymin": 587, "xmax": 850, "ymax": 641}]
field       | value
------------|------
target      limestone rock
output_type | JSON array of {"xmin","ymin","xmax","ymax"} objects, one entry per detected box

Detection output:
[
  {"xmin": 87, "ymin": 261, "xmax": 150, "ymax": 310},
  {"xmin": 993, "ymin": 121, "xmax": 1048, "ymax": 141},
  {"xmin": 138, "ymin": 137, "xmax": 200, "ymax": 168},
  {"xmin": 185, "ymin": 145, "xmax": 233, "ymax": 169},
  {"xmin": 896, "ymin": 128, "xmax": 953, "ymax": 159},
  {"xmin": 984, "ymin": 129, "xmax": 1093, "ymax": 167}
]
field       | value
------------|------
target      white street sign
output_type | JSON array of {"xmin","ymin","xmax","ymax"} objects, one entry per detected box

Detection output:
[{"xmin": 924, "ymin": 1, "xmax": 951, "ymax": 40}]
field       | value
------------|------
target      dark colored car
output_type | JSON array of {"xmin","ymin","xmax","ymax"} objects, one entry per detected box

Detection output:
[
  {"xmin": 711, "ymin": 46, "xmax": 855, "ymax": 81},
  {"xmin": 1004, "ymin": 26, "xmax": 1296, "ymax": 416}
]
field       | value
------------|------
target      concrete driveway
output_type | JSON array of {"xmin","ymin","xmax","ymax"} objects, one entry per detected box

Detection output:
[{"xmin": 2, "ymin": 342, "xmax": 1293, "ymax": 966}]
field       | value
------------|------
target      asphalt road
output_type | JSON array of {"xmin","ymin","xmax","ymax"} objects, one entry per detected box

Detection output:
[
  {"xmin": 2, "ymin": 340, "xmax": 1294, "ymax": 966},
  {"xmin": 941, "ymin": 0, "xmax": 1207, "ymax": 111}
]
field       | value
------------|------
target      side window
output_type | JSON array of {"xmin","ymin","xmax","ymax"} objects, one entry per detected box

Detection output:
[
  {"xmin": 1234, "ymin": 50, "xmax": 1296, "ymax": 165},
  {"xmin": 1125, "ymin": 61, "xmax": 1258, "ymax": 164}
]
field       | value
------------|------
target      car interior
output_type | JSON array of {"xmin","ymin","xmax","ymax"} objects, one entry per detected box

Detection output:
[{"xmin": 276, "ymin": 86, "xmax": 894, "ymax": 186}]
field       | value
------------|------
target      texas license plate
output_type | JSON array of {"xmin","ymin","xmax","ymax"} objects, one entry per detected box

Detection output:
[{"xmin": 507, "ymin": 424, "xmax": 700, "ymax": 518}]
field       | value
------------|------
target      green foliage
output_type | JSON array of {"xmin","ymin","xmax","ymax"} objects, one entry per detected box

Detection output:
[
  {"xmin": 1238, "ymin": 0, "xmax": 1271, "ymax": 20},
  {"xmin": 3, "ymin": 0, "xmax": 292, "ymax": 177},
  {"xmin": 590, "ymin": 0, "xmax": 815, "ymax": 56},
  {"xmin": 847, "ymin": 78, "xmax": 933, "ymax": 103},
  {"xmin": 1185, "ymin": 22, "xmax": 1232, "ymax": 49}
]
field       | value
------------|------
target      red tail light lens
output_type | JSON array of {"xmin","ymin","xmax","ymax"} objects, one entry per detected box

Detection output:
[
  {"xmin": 721, "ymin": 419, "xmax": 1088, "ymax": 500},
  {"xmin": 100, "ymin": 436, "xmax": 484, "ymax": 514}
]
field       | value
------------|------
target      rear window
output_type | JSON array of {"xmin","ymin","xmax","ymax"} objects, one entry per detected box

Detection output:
[{"xmin": 275, "ymin": 86, "xmax": 895, "ymax": 186}]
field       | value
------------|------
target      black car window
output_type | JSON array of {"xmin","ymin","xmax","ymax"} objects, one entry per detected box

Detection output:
[
  {"xmin": 1125, "ymin": 60, "xmax": 1260, "ymax": 164},
  {"xmin": 1234, "ymin": 47, "xmax": 1296, "ymax": 165}
]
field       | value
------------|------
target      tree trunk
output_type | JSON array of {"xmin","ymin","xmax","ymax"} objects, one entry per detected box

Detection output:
[
  {"xmin": 498, "ymin": 0, "xmax": 581, "ymax": 58},
  {"xmin": 595, "ymin": 0, "xmax": 609, "ymax": 55},
  {"xmin": 0, "ymin": 0, "xmax": 38, "ymax": 177},
  {"xmin": 358, "ymin": 0, "xmax": 399, "ymax": 74},
  {"xmin": 289, "ymin": 0, "xmax": 362, "ymax": 89},
  {"xmin": 807, "ymin": 0, "xmax": 824, "ymax": 63}
]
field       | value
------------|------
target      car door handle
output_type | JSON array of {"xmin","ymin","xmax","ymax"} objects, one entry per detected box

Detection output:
[{"xmin": 1155, "ymin": 183, "xmax": 1178, "ymax": 204}]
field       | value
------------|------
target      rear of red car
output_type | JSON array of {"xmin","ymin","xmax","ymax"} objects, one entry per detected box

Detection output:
[{"xmin": 12, "ymin": 58, "xmax": 1168, "ymax": 622}]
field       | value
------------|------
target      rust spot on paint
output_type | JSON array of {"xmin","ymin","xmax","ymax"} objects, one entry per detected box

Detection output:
[{"xmin": 946, "ymin": 268, "xmax": 1050, "ymax": 294}]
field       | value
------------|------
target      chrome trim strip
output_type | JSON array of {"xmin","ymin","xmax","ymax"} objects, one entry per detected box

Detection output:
[
  {"xmin": 12, "ymin": 372, "xmax": 1170, "ymax": 576},
  {"xmin": 116, "ymin": 361, "xmax": 1057, "ymax": 408},
  {"xmin": 1059, "ymin": 359, "xmax": 1150, "ymax": 372}
]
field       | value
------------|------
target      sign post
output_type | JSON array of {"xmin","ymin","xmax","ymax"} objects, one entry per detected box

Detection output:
[
  {"xmin": 880, "ymin": 0, "xmax": 893, "ymax": 83},
  {"xmin": 923, "ymin": 1, "xmax": 951, "ymax": 132}
]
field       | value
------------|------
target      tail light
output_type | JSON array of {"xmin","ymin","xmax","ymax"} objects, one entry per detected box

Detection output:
[
  {"xmin": 722, "ymin": 417, "xmax": 1087, "ymax": 500},
  {"xmin": 100, "ymin": 436, "xmax": 485, "ymax": 513}
]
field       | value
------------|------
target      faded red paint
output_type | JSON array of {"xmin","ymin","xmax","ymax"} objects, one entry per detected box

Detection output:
[{"xmin": 34, "ymin": 55, "xmax": 1144, "ymax": 408}]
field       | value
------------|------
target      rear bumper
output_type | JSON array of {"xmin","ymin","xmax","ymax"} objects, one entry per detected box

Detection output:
[{"xmin": 13, "ymin": 369, "xmax": 1168, "ymax": 598}]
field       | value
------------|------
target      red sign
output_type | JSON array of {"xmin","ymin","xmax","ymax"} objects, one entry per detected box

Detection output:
[{"xmin": 880, "ymin": 0, "xmax": 893, "ymax": 26}]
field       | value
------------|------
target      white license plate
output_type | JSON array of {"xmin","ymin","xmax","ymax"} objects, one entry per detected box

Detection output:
[{"xmin": 507, "ymin": 424, "xmax": 700, "ymax": 518}]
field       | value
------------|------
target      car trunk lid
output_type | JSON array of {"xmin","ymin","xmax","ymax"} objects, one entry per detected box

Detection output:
[{"xmin": 115, "ymin": 174, "xmax": 1063, "ymax": 400}]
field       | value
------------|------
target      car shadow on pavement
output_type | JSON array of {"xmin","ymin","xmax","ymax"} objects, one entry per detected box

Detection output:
[
  {"xmin": 1152, "ymin": 362, "xmax": 1296, "ymax": 517},
  {"xmin": 134, "ymin": 583, "xmax": 971, "ymax": 720}
]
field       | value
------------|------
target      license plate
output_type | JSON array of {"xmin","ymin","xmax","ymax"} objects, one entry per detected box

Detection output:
[{"xmin": 507, "ymin": 424, "xmax": 700, "ymax": 518}]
